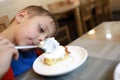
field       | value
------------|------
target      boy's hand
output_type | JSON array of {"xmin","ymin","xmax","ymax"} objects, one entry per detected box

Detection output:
[{"xmin": 0, "ymin": 37, "xmax": 19, "ymax": 78}]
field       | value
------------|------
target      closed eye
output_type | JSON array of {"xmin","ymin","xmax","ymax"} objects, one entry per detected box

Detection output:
[
  {"xmin": 38, "ymin": 25, "xmax": 45, "ymax": 33},
  {"xmin": 40, "ymin": 28, "xmax": 44, "ymax": 33}
]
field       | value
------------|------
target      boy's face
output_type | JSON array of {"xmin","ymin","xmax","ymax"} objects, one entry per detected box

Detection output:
[{"xmin": 14, "ymin": 12, "xmax": 55, "ymax": 46}]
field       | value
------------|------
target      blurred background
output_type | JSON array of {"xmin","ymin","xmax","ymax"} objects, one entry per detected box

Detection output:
[{"xmin": 0, "ymin": 0, "xmax": 120, "ymax": 45}]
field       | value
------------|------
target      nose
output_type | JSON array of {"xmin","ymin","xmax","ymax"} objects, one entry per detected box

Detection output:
[
  {"xmin": 32, "ymin": 36, "xmax": 46, "ymax": 45},
  {"xmin": 38, "ymin": 36, "xmax": 46, "ymax": 41},
  {"xmin": 38, "ymin": 39, "xmax": 42, "ymax": 41}
]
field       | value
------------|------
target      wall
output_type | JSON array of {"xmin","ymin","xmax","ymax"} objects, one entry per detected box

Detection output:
[
  {"xmin": 0, "ymin": 0, "xmax": 63, "ymax": 20},
  {"xmin": 0, "ymin": 0, "xmax": 120, "ymax": 20}
]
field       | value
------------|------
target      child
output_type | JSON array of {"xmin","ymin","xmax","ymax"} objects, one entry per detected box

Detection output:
[{"xmin": 0, "ymin": 5, "xmax": 58, "ymax": 80}]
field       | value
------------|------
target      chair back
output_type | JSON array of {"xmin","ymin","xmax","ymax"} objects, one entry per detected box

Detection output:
[
  {"xmin": 94, "ymin": 0, "xmax": 103, "ymax": 12},
  {"xmin": 47, "ymin": 1, "xmax": 66, "ymax": 12},
  {"xmin": 0, "ymin": 15, "xmax": 9, "ymax": 33},
  {"xmin": 102, "ymin": 0, "xmax": 112, "ymax": 20},
  {"xmin": 80, "ymin": 2, "xmax": 94, "ymax": 32},
  {"xmin": 55, "ymin": 25, "xmax": 71, "ymax": 45},
  {"xmin": 80, "ymin": 2, "xmax": 94, "ymax": 20}
]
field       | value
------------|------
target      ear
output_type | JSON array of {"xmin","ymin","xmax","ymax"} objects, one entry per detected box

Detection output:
[{"xmin": 15, "ymin": 10, "xmax": 28, "ymax": 24}]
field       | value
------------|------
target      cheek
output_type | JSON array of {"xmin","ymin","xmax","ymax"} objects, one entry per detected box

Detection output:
[
  {"xmin": 28, "ymin": 30, "xmax": 40, "ymax": 39},
  {"xmin": 14, "ymin": 33, "xmax": 25, "ymax": 45},
  {"xmin": 38, "ymin": 34, "xmax": 48, "ymax": 41}
]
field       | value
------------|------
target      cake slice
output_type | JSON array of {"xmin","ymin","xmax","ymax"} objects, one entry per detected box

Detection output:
[{"xmin": 42, "ymin": 46, "xmax": 70, "ymax": 66}]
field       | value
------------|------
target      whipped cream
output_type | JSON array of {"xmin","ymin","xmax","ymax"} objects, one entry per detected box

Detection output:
[
  {"xmin": 39, "ymin": 37, "xmax": 66, "ymax": 59},
  {"xmin": 40, "ymin": 37, "xmax": 60, "ymax": 53},
  {"xmin": 42, "ymin": 46, "xmax": 65, "ymax": 59}
]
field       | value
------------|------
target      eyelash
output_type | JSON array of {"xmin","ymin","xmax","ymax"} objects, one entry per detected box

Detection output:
[
  {"xmin": 40, "ymin": 28, "xmax": 44, "ymax": 33},
  {"xmin": 39, "ymin": 25, "xmax": 44, "ymax": 33}
]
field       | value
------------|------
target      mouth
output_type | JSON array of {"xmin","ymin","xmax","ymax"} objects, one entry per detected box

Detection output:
[
  {"xmin": 32, "ymin": 42, "xmax": 34, "ymax": 45},
  {"xmin": 31, "ymin": 41, "xmax": 41, "ymax": 46},
  {"xmin": 25, "ymin": 42, "xmax": 34, "ymax": 46}
]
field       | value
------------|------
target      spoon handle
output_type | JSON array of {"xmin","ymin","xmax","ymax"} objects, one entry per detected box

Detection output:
[{"xmin": 15, "ymin": 46, "xmax": 38, "ymax": 49}]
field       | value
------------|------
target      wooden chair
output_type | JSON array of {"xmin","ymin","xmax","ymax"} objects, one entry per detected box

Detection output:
[
  {"xmin": 102, "ymin": 0, "xmax": 112, "ymax": 21},
  {"xmin": 47, "ymin": 1, "xmax": 72, "ymax": 45},
  {"xmin": 80, "ymin": 1, "xmax": 94, "ymax": 33},
  {"xmin": 47, "ymin": 1, "xmax": 68, "ymax": 20},
  {"xmin": 0, "ymin": 15, "xmax": 9, "ymax": 33},
  {"xmin": 93, "ymin": 0, "xmax": 104, "ymax": 25},
  {"xmin": 55, "ymin": 25, "xmax": 71, "ymax": 45},
  {"xmin": 47, "ymin": 1, "xmax": 63, "ymax": 12}
]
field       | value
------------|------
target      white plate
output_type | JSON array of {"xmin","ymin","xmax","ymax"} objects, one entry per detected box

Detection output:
[
  {"xmin": 33, "ymin": 46, "xmax": 88, "ymax": 76},
  {"xmin": 114, "ymin": 63, "xmax": 120, "ymax": 80}
]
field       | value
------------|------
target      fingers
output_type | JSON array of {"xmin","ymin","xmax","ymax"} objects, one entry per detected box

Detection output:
[
  {"xmin": 0, "ymin": 37, "xmax": 11, "ymax": 45},
  {"xmin": 0, "ymin": 37, "xmax": 19, "ymax": 60},
  {"xmin": 12, "ymin": 49, "xmax": 19, "ymax": 60},
  {"xmin": 7, "ymin": 43, "xmax": 19, "ymax": 60}
]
